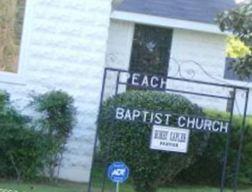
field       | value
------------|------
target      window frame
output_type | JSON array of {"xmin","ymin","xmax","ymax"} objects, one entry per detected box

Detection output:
[
  {"xmin": 224, "ymin": 58, "xmax": 252, "ymax": 82},
  {"xmin": 0, "ymin": 0, "xmax": 27, "ymax": 86},
  {"xmin": 129, "ymin": 24, "xmax": 173, "ymax": 76}
]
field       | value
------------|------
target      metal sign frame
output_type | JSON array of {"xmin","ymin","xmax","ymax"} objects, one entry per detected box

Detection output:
[{"xmin": 87, "ymin": 67, "xmax": 250, "ymax": 192}]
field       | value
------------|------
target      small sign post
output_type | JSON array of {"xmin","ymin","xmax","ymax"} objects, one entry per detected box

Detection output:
[
  {"xmin": 116, "ymin": 182, "xmax": 119, "ymax": 192},
  {"xmin": 107, "ymin": 162, "xmax": 129, "ymax": 192}
]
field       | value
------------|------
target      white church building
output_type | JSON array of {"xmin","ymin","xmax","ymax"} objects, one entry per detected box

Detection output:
[{"xmin": 0, "ymin": 0, "xmax": 251, "ymax": 182}]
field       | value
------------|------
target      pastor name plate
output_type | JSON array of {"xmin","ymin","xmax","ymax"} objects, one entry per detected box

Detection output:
[{"xmin": 150, "ymin": 125, "xmax": 190, "ymax": 153}]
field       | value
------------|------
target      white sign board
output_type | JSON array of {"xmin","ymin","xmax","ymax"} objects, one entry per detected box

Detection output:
[{"xmin": 150, "ymin": 125, "xmax": 190, "ymax": 153}]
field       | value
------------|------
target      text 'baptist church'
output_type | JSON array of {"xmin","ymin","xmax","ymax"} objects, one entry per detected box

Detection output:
[{"xmin": 115, "ymin": 107, "xmax": 229, "ymax": 133}]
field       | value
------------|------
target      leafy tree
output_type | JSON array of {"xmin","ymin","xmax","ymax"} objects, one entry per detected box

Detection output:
[
  {"xmin": 217, "ymin": 1, "xmax": 252, "ymax": 78},
  {"xmin": 31, "ymin": 90, "xmax": 76, "ymax": 181}
]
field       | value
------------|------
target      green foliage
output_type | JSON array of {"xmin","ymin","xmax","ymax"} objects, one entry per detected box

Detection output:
[
  {"xmin": 31, "ymin": 90, "xmax": 76, "ymax": 180},
  {"xmin": 176, "ymin": 110, "xmax": 252, "ymax": 186},
  {"xmin": 0, "ymin": 91, "xmax": 46, "ymax": 180},
  {"xmin": 0, "ymin": 90, "xmax": 76, "ymax": 181},
  {"xmin": 228, "ymin": 114, "xmax": 252, "ymax": 185},
  {"xmin": 32, "ymin": 90, "xmax": 76, "ymax": 139},
  {"xmin": 227, "ymin": 55, "xmax": 252, "ymax": 79},
  {"xmin": 217, "ymin": 2, "xmax": 252, "ymax": 78},
  {"xmin": 98, "ymin": 91, "xmax": 208, "ymax": 192}
]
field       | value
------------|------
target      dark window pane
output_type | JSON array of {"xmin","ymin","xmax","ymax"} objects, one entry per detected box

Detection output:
[
  {"xmin": 224, "ymin": 58, "xmax": 252, "ymax": 82},
  {"xmin": 129, "ymin": 24, "xmax": 173, "ymax": 76}
]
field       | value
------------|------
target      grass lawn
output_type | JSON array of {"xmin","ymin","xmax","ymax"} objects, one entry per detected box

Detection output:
[
  {"xmin": 1, "ymin": 181, "xmax": 252, "ymax": 192},
  {"xmin": 1, "ymin": 165, "xmax": 252, "ymax": 192},
  {"xmin": 0, "ymin": 180, "xmax": 85, "ymax": 192},
  {"xmin": 0, "ymin": 181, "xmax": 86, "ymax": 192}
]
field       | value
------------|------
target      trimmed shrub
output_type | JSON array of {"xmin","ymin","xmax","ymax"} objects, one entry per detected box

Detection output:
[
  {"xmin": 240, "ymin": 117, "xmax": 252, "ymax": 184},
  {"xmin": 176, "ymin": 110, "xmax": 252, "ymax": 186},
  {"xmin": 98, "ymin": 91, "xmax": 209, "ymax": 192}
]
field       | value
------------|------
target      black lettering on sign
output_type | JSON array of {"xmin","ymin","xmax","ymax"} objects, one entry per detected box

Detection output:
[
  {"xmin": 154, "ymin": 130, "xmax": 169, "ymax": 140},
  {"xmin": 160, "ymin": 141, "xmax": 178, "ymax": 147}
]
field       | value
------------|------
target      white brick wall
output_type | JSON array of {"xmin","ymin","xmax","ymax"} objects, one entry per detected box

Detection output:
[
  {"xmin": 169, "ymin": 29, "xmax": 251, "ymax": 114},
  {"xmin": 168, "ymin": 29, "xmax": 229, "ymax": 110},
  {"xmin": 169, "ymin": 29, "xmax": 227, "ymax": 80},
  {"xmin": 0, "ymin": 0, "xmax": 112, "ymax": 182},
  {"xmin": 105, "ymin": 20, "xmax": 135, "ymax": 98}
]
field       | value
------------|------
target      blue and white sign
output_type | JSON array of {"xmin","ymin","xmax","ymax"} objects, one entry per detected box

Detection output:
[{"xmin": 107, "ymin": 162, "xmax": 129, "ymax": 183}]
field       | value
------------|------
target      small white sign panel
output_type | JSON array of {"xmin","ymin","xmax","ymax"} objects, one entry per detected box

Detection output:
[{"xmin": 150, "ymin": 125, "xmax": 190, "ymax": 153}]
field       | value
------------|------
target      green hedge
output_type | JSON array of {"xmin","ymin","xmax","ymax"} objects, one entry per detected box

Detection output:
[
  {"xmin": 98, "ymin": 90, "xmax": 252, "ymax": 189},
  {"xmin": 0, "ymin": 90, "xmax": 76, "ymax": 181},
  {"xmin": 0, "ymin": 91, "xmax": 46, "ymax": 180},
  {"xmin": 98, "ymin": 90, "xmax": 209, "ymax": 192},
  {"xmin": 175, "ymin": 110, "xmax": 252, "ymax": 186}
]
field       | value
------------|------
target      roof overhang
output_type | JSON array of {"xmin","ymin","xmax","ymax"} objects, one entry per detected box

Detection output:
[{"xmin": 111, "ymin": 10, "xmax": 228, "ymax": 35}]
